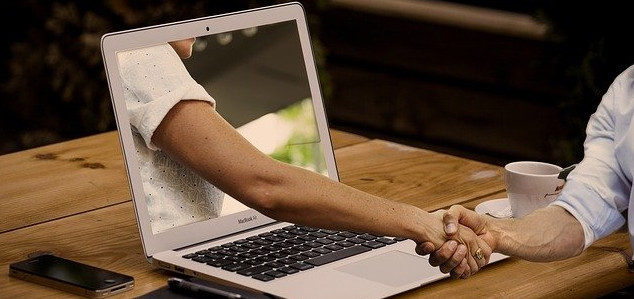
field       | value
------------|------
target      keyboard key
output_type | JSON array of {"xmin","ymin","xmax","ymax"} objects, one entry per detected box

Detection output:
[
  {"xmin": 286, "ymin": 238, "xmax": 305, "ymax": 245},
  {"xmin": 237, "ymin": 265, "xmax": 273, "ymax": 276},
  {"xmin": 301, "ymin": 251, "xmax": 321, "ymax": 258},
  {"xmin": 278, "ymin": 258, "xmax": 296, "ymax": 265},
  {"xmin": 278, "ymin": 267, "xmax": 300, "ymax": 274},
  {"xmin": 264, "ymin": 270, "xmax": 287, "ymax": 278},
  {"xmin": 298, "ymin": 235, "xmax": 317, "ymax": 241},
  {"xmin": 320, "ymin": 229, "xmax": 338, "ymax": 235},
  {"xmin": 225, "ymin": 256, "xmax": 242, "ymax": 263},
  {"xmin": 358, "ymin": 234, "xmax": 378, "ymax": 241},
  {"xmin": 338, "ymin": 231, "xmax": 357, "ymax": 238},
  {"xmin": 252, "ymin": 274, "xmax": 275, "ymax": 282},
  {"xmin": 347, "ymin": 237, "xmax": 365, "ymax": 244},
  {"xmin": 222, "ymin": 263, "xmax": 251, "ymax": 272},
  {"xmin": 255, "ymin": 256, "xmax": 276, "ymax": 263},
  {"xmin": 290, "ymin": 263, "xmax": 314, "ymax": 271},
  {"xmin": 376, "ymin": 237, "xmax": 397, "ymax": 245},
  {"xmin": 324, "ymin": 244, "xmax": 344, "ymax": 251},
  {"xmin": 336, "ymin": 241, "xmax": 355, "ymax": 247},
  {"xmin": 265, "ymin": 262, "xmax": 285, "ymax": 268},
  {"xmin": 204, "ymin": 252, "xmax": 224, "ymax": 260},
  {"xmin": 309, "ymin": 231, "xmax": 328, "ymax": 238},
  {"xmin": 252, "ymin": 239, "xmax": 273, "ymax": 246},
  {"xmin": 306, "ymin": 245, "xmax": 371, "ymax": 266},
  {"xmin": 268, "ymin": 252, "xmax": 287, "ymax": 259},
  {"xmin": 207, "ymin": 259, "xmax": 233, "ymax": 267},
  {"xmin": 287, "ymin": 229, "xmax": 308, "ymax": 235},
  {"xmin": 316, "ymin": 238, "xmax": 334, "ymax": 245},
  {"xmin": 304, "ymin": 242, "xmax": 322, "ymax": 248},
  {"xmin": 312, "ymin": 248, "xmax": 332, "ymax": 254},
  {"xmin": 192, "ymin": 256, "xmax": 211, "ymax": 263},
  {"xmin": 290, "ymin": 254, "xmax": 309, "ymax": 261},
  {"xmin": 327, "ymin": 235, "xmax": 346, "ymax": 241},
  {"xmin": 362, "ymin": 241, "xmax": 386, "ymax": 249},
  {"xmin": 244, "ymin": 259, "xmax": 263, "ymax": 266}
]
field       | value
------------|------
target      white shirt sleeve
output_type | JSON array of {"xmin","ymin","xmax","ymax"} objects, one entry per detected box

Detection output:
[
  {"xmin": 551, "ymin": 66, "xmax": 634, "ymax": 249},
  {"xmin": 117, "ymin": 43, "xmax": 215, "ymax": 150}
]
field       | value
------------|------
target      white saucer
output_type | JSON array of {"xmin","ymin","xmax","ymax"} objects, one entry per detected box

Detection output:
[{"xmin": 475, "ymin": 198, "xmax": 512, "ymax": 218}]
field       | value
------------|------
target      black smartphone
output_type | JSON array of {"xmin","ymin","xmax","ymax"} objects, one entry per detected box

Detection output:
[{"xmin": 9, "ymin": 254, "xmax": 135, "ymax": 298}]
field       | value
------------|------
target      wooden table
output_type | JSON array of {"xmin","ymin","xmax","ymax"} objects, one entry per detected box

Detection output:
[{"xmin": 1, "ymin": 130, "xmax": 632, "ymax": 298}]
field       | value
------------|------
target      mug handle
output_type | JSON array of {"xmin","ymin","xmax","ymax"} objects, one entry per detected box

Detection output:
[{"xmin": 558, "ymin": 164, "xmax": 578, "ymax": 181}]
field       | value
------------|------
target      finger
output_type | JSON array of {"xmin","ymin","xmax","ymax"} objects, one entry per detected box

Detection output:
[
  {"xmin": 452, "ymin": 223, "xmax": 484, "ymax": 274},
  {"xmin": 475, "ymin": 237, "xmax": 492, "ymax": 268},
  {"xmin": 443, "ymin": 209, "xmax": 459, "ymax": 235},
  {"xmin": 428, "ymin": 240, "xmax": 458, "ymax": 267},
  {"xmin": 439, "ymin": 243, "xmax": 467, "ymax": 274},
  {"xmin": 452, "ymin": 258, "xmax": 470, "ymax": 279},
  {"xmin": 466, "ymin": 253, "xmax": 479, "ymax": 276},
  {"xmin": 448, "ymin": 205, "xmax": 486, "ymax": 234},
  {"xmin": 415, "ymin": 242, "xmax": 435, "ymax": 255}
]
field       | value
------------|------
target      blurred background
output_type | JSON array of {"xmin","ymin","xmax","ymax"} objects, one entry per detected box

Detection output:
[{"xmin": 1, "ymin": 0, "xmax": 633, "ymax": 168}]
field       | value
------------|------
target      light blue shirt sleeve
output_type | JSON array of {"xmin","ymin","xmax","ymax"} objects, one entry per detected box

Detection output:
[{"xmin": 551, "ymin": 65, "xmax": 634, "ymax": 250}]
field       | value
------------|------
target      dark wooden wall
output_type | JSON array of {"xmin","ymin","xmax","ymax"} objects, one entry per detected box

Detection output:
[{"xmin": 318, "ymin": 1, "xmax": 568, "ymax": 166}]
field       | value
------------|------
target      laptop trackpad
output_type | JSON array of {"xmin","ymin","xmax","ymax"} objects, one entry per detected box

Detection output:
[{"xmin": 335, "ymin": 250, "xmax": 436, "ymax": 287}]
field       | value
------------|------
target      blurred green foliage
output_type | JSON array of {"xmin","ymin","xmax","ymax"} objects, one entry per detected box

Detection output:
[{"xmin": 270, "ymin": 98, "xmax": 327, "ymax": 174}]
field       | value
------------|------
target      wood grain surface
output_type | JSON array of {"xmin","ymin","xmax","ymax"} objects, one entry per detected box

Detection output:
[{"xmin": 1, "ymin": 129, "xmax": 631, "ymax": 298}]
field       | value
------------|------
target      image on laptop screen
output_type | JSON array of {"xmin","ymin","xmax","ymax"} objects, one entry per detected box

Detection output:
[{"xmin": 115, "ymin": 20, "xmax": 328, "ymax": 235}]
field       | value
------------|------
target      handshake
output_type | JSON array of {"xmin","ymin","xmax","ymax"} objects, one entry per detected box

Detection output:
[
  {"xmin": 415, "ymin": 161, "xmax": 585, "ymax": 279},
  {"xmin": 416, "ymin": 203, "xmax": 585, "ymax": 279},
  {"xmin": 416, "ymin": 205, "xmax": 495, "ymax": 279}
]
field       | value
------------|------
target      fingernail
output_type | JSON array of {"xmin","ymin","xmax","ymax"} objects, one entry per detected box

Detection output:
[
  {"xmin": 457, "ymin": 244, "xmax": 467, "ymax": 254},
  {"xmin": 445, "ymin": 223, "xmax": 457, "ymax": 234}
]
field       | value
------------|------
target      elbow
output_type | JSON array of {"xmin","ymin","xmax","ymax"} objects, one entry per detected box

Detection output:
[
  {"xmin": 238, "ymin": 172, "xmax": 289, "ymax": 217},
  {"xmin": 247, "ymin": 185, "xmax": 282, "ymax": 216}
]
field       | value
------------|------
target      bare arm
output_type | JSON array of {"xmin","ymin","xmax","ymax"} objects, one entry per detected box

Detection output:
[
  {"xmin": 152, "ymin": 100, "xmax": 455, "ymax": 247},
  {"xmin": 487, "ymin": 205, "xmax": 585, "ymax": 261},
  {"xmin": 436, "ymin": 205, "xmax": 584, "ymax": 263}
]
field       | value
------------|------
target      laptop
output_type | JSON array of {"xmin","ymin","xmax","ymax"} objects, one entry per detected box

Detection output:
[{"xmin": 101, "ymin": 2, "xmax": 506, "ymax": 298}]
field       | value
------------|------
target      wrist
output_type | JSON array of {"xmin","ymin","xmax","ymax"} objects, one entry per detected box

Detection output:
[
  {"xmin": 487, "ymin": 217, "xmax": 509, "ymax": 253},
  {"xmin": 413, "ymin": 209, "xmax": 445, "ymax": 247}
]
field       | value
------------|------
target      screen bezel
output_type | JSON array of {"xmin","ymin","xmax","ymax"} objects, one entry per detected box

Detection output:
[{"xmin": 100, "ymin": 2, "xmax": 338, "ymax": 257}]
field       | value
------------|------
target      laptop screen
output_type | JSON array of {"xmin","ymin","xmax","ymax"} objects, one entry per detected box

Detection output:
[
  {"xmin": 103, "ymin": 3, "xmax": 337, "ymax": 254},
  {"xmin": 114, "ymin": 20, "xmax": 329, "ymax": 235}
]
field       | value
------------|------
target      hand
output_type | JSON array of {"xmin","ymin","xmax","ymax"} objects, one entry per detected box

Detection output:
[
  {"xmin": 416, "ymin": 209, "xmax": 492, "ymax": 278},
  {"xmin": 418, "ymin": 239, "xmax": 471, "ymax": 279},
  {"xmin": 424, "ymin": 205, "xmax": 496, "ymax": 278},
  {"xmin": 443, "ymin": 205, "xmax": 496, "ymax": 247}
]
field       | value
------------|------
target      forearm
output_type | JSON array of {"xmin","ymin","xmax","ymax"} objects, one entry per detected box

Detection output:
[
  {"xmin": 489, "ymin": 205, "xmax": 585, "ymax": 262},
  {"xmin": 248, "ymin": 162, "xmax": 446, "ymax": 246},
  {"xmin": 152, "ymin": 100, "xmax": 445, "ymax": 246}
]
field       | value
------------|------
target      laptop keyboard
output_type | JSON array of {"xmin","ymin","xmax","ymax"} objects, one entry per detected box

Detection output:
[{"xmin": 182, "ymin": 224, "xmax": 406, "ymax": 282}]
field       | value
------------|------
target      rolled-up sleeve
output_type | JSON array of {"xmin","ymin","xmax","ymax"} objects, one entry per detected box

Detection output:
[
  {"xmin": 551, "ymin": 67, "xmax": 633, "ymax": 249},
  {"xmin": 117, "ymin": 44, "xmax": 215, "ymax": 150}
]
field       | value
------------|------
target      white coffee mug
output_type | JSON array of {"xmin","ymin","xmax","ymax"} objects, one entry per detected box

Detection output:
[{"xmin": 505, "ymin": 161, "xmax": 565, "ymax": 218}]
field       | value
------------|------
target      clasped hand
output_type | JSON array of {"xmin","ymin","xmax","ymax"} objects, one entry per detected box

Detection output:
[{"xmin": 418, "ymin": 206, "xmax": 494, "ymax": 279}]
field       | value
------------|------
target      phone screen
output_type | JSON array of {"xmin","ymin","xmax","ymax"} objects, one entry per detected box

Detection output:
[{"xmin": 9, "ymin": 254, "xmax": 134, "ymax": 298}]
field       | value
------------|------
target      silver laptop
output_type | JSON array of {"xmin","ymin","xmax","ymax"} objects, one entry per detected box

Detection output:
[{"xmin": 101, "ymin": 2, "xmax": 504, "ymax": 298}]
